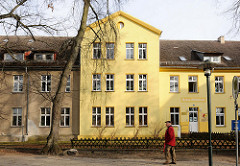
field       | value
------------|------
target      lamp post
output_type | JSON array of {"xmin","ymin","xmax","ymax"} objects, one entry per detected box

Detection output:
[{"xmin": 204, "ymin": 65, "xmax": 213, "ymax": 166}]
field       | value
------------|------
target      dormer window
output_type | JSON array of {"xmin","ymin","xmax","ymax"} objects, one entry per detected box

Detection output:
[
  {"xmin": 34, "ymin": 53, "xmax": 54, "ymax": 61},
  {"xmin": 4, "ymin": 53, "xmax": 24, "ymax": 61},
  {"xmin": 203, "ymin": 56, "xmax": 221, "ymax": 63}
]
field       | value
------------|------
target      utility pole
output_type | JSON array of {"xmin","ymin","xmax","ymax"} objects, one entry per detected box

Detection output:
[
  {"xmin": 204, "ymin": 68, "xmax": 212, "ymax": 166},
  {"xmin": 232, "ymin": 76, "xmax": 239, "ymax": 166}
]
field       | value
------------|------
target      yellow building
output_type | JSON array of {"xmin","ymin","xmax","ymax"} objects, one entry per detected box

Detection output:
[
  {"xmin": 160, "ymin": 39, "xmax": 240, "ymax": 135},
  {"xmin": 79, "ymin": 11, "xmax": 163, "ymax": 138}
]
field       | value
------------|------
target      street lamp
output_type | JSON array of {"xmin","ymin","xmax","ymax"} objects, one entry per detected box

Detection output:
[{"xmin": 203, "ymin": 61, "xmax": 214, "ymax": 166}]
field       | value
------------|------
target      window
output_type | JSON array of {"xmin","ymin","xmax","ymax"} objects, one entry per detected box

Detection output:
[
  {"xmin": 126, "ymin": 107, "xmax": 134, "ymax": 126},
  {"xmin": 106, "ymin": 43, "xmax": 114, "ymax": 59},
  {"xmin": 4, "ymin": 53, "xmax": 24, "ymax": 61},
  {"xmin": 126, "ymin": 74, "xmax": 134, "ymax": 91},
  {"xmin": 126, "ymin": 43, "xmax": 134, "ymax": 59},
  {"xmin": 106, "ymin": 107, "xmax": 114, "ymax": 126},
  {"xmin": 93, "ymin": 43, "xmax": 101, "ymax": 59},
  {"xmin": 106, "ymin": 74, "xmax": 114, "ymax": 91},
  {"xmin": 60, "ymin": 108, "xmax": 70, "ymax": 127},
  {"xmin": 215, "ymin": 76, "xmax": 224, "ymax": 93},
  {"xmin": 92, "ymin": 107, "xmax": 101, "ymax": 126},
  {"xmin": 238, "ymin": 77, "xmax": 240, "ymax": 93},
  {"xmin": 170, "ymin": 107, "xmax": 179, "ymax": 125},
  {"xmin": 12, "ymin": 108, "xmax": 22, "ymax": 127},
  {"xmin": 40, "ymin": 108, "xmax": 51, "ymax": 127},
  {"xmin": 203, "ymin": 56, "xmax": 221, "ymax": 63},
  {"xmin": 138, "ymin": 43, "xmax": 147, "ymax": 59},
  {"xmin": 13, "ymin": 75, "xmax": 23, "ymax": 92},
  {"xmin": 92, "ymin": 74, "xmax": 101, "ymax": 91},
  {"xmin": 170, "ymin": 76, "xmax": 179, "ymax": 92},
  {"xmin": 139, "ymin": 107, "xmax": 147, "ymax": 126},
  {"xmin": 65, "ymin": 75, "xmax": 71, "ymax": 92},
  {"xmin": 216, "ymin": 107, "xmax": 225, "ymax": 126},
  {"xmin": 138, "ymin": 74, "xmax": 147, "ymax": 91},
  {"xmin": 34, "ymin": 53, "xmax": 54, "ymax": 61},
  {"xmin": 41, "ymin": 75, "xmax": 51, "ymax": 92},
  {"xmin": 188, "ymin": 76, "xmax": 198, "ymax": 93}
]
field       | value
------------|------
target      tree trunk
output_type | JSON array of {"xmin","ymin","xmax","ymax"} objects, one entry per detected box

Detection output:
[{"xmin": 41, "ymin": 0, "xmax": 90, "ymax": 155}]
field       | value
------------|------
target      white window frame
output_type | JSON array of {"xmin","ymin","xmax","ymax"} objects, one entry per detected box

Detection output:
[
  {"xmin": 93, "ymin": 43, "xmax": 101, "ymax": 59},
  {"xmin": 40, "ymin": 108, "xmax": 51, "ymax": 127},
  {"xmin": 126, "ymin": 74, "xmax": 134, "ymax": 91},
  {"xmin": 41, "ymin": 75, "xmax": 51, "ymax": 92},
  {"xmin": 138, "ymin": 43, "xmax": 147, "ymax": 59},
  {"xmin": 60, "ymin": 108, "xmax": 70, "ymax": 127},
  {"xmin": 170, "ymin": 76, "xmax": 179, "ymax": 92},
  {"xmin": 139, "ymin": 107, "xmax": 148, "ymax": 126},
  {"xmin": 13, "ymin": 75, "xmax": 23, "ymax": 92},
  {"xmin": 203, "ymin": 56, "xmax": 221, "ymax": 63},
  {"xmin": 65, "ymin": 75, "xmax": 71, "ymax": 92},
  {"xmin": 106, "ymin": 74, "xmax": 114, "ymax": 91},
  {"xmin": 106, "ymin": 107, "xmax": 114, "ymax": 127},
  {"xmin": 216, "ymin": 107, "xmax": 225, "ymax": 126},
  {"xmin": 138, "ymin": 74, "xmax": 147, "ymax": 91},
  {"xmin": 170, "ymin": 107, "xmax": 179, "ymax": 126},
  {"xmin": 12, "ymin": 108, "xmax": 22, "ymax": 127},
  {"xmin": 92, "ymin": 74, "xmax": 101, "ymax": 91},
  {"xmin": 188, "ymin": 76, "xmax": 198, "ymax": 93},
  {"xmin": 106, "ymin": 43, "xmax": 114, "ymax": 59},
  {"xmin": 4, "ymin": 53, "xmax": 24, "ymax": 61},
  {"xmin": 34, "ymin": 53, "xmax": 54, "ymax": 61},
  {"xmin": 215, "ymin": 76, "xmax": 224, "ymax": 93},
  {"xmin": 126, "ymin": 43, "xmax": 134, "ymax": 59},
  {"xmin": 126, "ymin": 107, "xmax": 134, "ymax": 127},
  {"xmin": 92, "ymin": 107, "xmax": 101, "ymax": 127}
]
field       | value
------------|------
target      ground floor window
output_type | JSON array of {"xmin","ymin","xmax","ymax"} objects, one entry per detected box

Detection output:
[
  {"xmin": 40, "ymin": 108, "xmax": 51, "ymax": 127},
  {"xmin": 106, "ymin": 107, "xmax": 114, "ymax": 126},
  {"xmin": 139, "ymin": 107, "xmax": 147, "ymax": 126},
  {"xmin": 170, "ymin": 107, "xmax": 179, "ymax": 125},
  {"xmin": 126, "ymin": 107, "xmax": 134, "ymax": 126},
  {"xmin": 92, "ymin": 107, "xmax": 101, "ymax": 126},
  {"xmin": 60, "ymin": 108, "xmax": 70, "ymax": 127},
  {"xmin": 216, "ymin": 107, "xmax": 225, "ymax": 126},
  {"xmin": 12, "ymin": 108, "xmax": 22, "ymax": 127}
]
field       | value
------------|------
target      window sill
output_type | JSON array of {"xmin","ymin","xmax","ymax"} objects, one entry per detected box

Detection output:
[
  {"xmin": 138, "ymin": 90, "xmax": 148, "ymax": 92},
  {"xmin": 91, "ymin": 126, "xmax": 102, "ymax": 128},
  {"xmin": 65, "ymin": 91, "xmax": 71, "ymax": 93},
  {"xmin": 39, "ymin": 126, "xmax": 50, "ymax": 128},
  {"xmin": 11, "ymin": 126, "xmax": 22, "ymax": 128},
  {"xmin": 92, "ymin": 90, "xmax": 102, "ymax": 92},
  {"xmin": 125, "ymin": 90, "xmax": 135, "ymax": 92},
  {"xmin": 12, "ymin": 91, "xmax": 24, "ymax": 94},
  {"xmin": 216, "ymin": 125, "xmax": 225, "ymax": 127},
  {"xmin": 106, "ymin": 126, "xmax": 114, "ymax": 128},
  {"xmin": 105, "ymin": 90, "xmax": 115, "ymax": 92},
  {"xmin": 125, "ymin": 126, "xmax": 135, "ymax": 128},
  {"xmin": 188, "ymin": 92, "xmax": 199, "ymax": 94},
  {"xmin": 124, "ymin": 59, "xmax": 135, "ymax": 61},
  {"xmin": 169, "ymin": 92, "xmax": 180, "ymax": 93},
  {"xmin": 60, "ymin": 126, "xmax": 70, "ymax": 128},
  {"xmin": 139, "ymin": 125, "xmax": 148, "ymax": 128},
  {"xmin": 137, "ymin": 59, "xmax": 148, "ymax": 61},
  {"xmin": 215, "ymin": 92, "xmax": 225, "ymax": 94}
]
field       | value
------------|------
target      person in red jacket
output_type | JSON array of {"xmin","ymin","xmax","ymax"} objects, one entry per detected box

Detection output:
[{"xmin": 163, "ymin": 121, "xmax": 176, "ymax": 165}]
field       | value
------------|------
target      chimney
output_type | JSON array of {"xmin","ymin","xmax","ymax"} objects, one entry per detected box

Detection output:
[{"xmin": 218, "ymin": 36, "xmax": 225, "ymax": 44}]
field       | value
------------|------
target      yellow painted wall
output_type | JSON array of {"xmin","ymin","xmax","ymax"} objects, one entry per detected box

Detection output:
[
  {"xmin": 159, "ymin": 68, "xmax": 240, "ymax": 134},
  {"xmin": 79, "ymin": 13, "xmax": 162, "ymax": 138}
]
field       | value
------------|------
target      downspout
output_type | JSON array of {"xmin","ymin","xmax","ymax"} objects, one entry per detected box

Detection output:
[{"xmin": 25, "ymin": 67, "xmax": 29, "ymax": 136}]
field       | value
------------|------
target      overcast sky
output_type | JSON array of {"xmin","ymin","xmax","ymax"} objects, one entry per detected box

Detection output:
[{"xmin": 121, "ymin": 0, "xmax": 239, "ymax": 41}]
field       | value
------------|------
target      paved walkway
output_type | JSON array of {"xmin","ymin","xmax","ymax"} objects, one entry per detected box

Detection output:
[{"xmin": 0, "ymin": 149, "xmax": 237, "ymax": 166}]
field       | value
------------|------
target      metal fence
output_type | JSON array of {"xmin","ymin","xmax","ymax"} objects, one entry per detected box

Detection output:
[{"xmin": 71, "ymin": 132, "xmax": 239, "ymax": 150}]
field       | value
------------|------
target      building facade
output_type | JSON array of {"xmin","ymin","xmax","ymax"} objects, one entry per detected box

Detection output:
[{"xmin": 0, "ymin": 36, "xmax": 80, "ymax": 141}]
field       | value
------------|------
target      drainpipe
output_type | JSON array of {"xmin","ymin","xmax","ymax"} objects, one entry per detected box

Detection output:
[
  {"xmin": 25, "ymin": 67, "xmax": 29, "ymax": 136},
  {"xmin": 177, "ymin": 125, "xmax": 181, "ymax": 138}
]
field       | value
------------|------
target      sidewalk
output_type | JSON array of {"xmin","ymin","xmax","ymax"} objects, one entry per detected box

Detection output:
[{"xmin": 0, "ymin": 149, "xmax": 238, "ymax": 166}]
